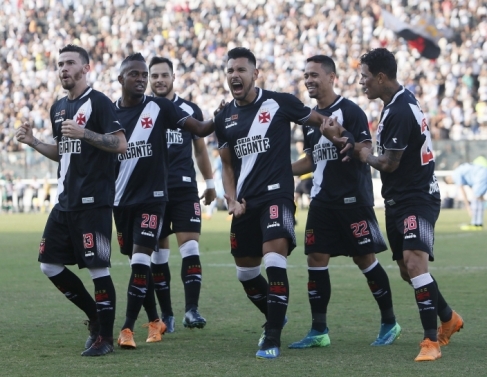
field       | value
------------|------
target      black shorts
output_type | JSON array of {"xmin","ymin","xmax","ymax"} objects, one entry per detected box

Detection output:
[
  {"xmin": 385, "ymin": 201, "xmax": 440, "ymax": 261},
  {"xmin": 230, "ymin": 198, "xmax": 296, "ymax": 258},
  {"xmin": 38, "ymin": 207, "xmax": 113, "ymax": 269},
  {"xmin": 114, "ymin": 202, "xmax": 165, "ymax": 256},
  {"xmin": 159, "ymin": 189, "xmax": 201, "ymax": 239},
  {"xmin": 304, "ymin": 203, "xmax": 387, "ymax": 257},
  {"xmin": 295, "ymin": 178, "xmax": 313, "ymax": 195}
]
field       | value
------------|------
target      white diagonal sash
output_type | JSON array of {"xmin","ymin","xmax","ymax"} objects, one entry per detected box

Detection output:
[
  {"xmin": 236, "ymin": 99, "xmax": 279, "ymax": 197},
  {"xmin": 55, "ymin": 97, "xmax": 93, "ymax": 205},
  {"xmin": 114, "ymin": 101, "xmax": 160, "ymax": 205}
]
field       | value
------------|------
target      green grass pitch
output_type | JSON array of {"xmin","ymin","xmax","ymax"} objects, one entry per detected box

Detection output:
[{"xmin": 0, "ymin": 208, "xmax": 485, "ymax": 376}]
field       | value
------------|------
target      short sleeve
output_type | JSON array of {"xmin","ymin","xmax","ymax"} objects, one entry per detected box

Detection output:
[
  {"xmin": 381, "ymin": 111, "xmax": 412, "ymax": 150},
  {"xmin": 49, "ymin": 104, "xmax": 59, "ymax": 140},
  {"xmin": 276, "ymin": 93, "xmax": 312, "ymax": 125},
  {"xmin": 95, "ymin": 95, "xmax": 123, "ymax": 134},
  {"xmin": 343, "ymin": 104, "xmax": 371, "ymax": 143},
  {"xmin": 214, "ymin": 110, "xmax": 228, "ymax": 149},
  {"xmin": 302, "ymin": 125, "xmax": 313, "ymax": 153}
]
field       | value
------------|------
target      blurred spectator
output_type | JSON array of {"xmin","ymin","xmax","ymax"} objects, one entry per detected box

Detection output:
[
  {"xmin": 14, "ymin": 177, "xmax": 26, "ymax": 212},
  {"xmin": 1, "ymin": 0, "xmax": 487, "ymax": 170}
]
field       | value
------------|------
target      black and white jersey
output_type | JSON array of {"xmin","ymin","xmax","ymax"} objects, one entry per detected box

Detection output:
[
  {"xmin": 114, "ymin": 95, "xmax": 189, "ymax": 206},
  {"xmin": 303, "ymin": 96, "xmax": 374, "ymax": 208},
  {"xmin": 51, "ymin": 87, "xmax": 123, "ymax": 211},
  {"xmin": 215, "ymin": 88, "xmax": 311, "ymax": 208},
  {"xmin": 166, "ymin": 94, "xmax": 203, "ymax": 190},
  {"xmin": 376, "ymin": 86, "xmax": 440, "ymax": 205}
]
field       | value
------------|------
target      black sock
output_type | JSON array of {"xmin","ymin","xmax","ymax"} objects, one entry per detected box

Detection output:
[
  {"xmin": 431, "ymin": 275, "xmax": 452, "ymax": 322},
  {"xmin": 123, "ymin": 263, "xmax": 150, "ymax": 331},
  {"xmin": 308, "ymin": 269, "xmax": 330, "ymax": 332},
  {"xmin": 240, "ymin": 274, "xmax": 268, "ymax": 316},
  {"xmin": 181, "ymin": 255, "xmax": 202, "ymax": 312},
  {"xmin": 48, "ymin": 268, "xmax": 97, "ymax": 320},
  {"xmin": 363, "ymin": 263, "xmax": 396, "ymax": 324},
  {"xmin": 93, "ymin": 275, "xmax": 116, "ymax": 339},
  {"xmin": 142, "ymin": 272, "xmax": 159, "ymax": 322},
  {"xmin": 414, "ymin": 280, "xmax": 438, "ymax": 341},
  {"xmin": 151, "ymin": 262, "xmax": 173, "ymax": 317},
  {"xmin": 266, "ymin": 266, "xmax": 289, "ymax": 331}
]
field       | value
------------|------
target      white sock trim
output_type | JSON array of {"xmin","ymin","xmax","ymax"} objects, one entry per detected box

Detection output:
[
  {"xmin": 152, "ymin": 248, "xmax": 170, "ymax": 264},
  {"xmin": 361, "ymin": 259, "xmax": 379, "ymax": 274},
  {"xmin": 131, "ymin": 253, "xmax": 151, "ymax": 266},
  {"xmin": 308, "ymin": 266, "xmax": 328, "ymax": 271},
  {"xmin": 180, "ymin": 240, "xmax": 199, "ymax": 258},
  {"xmin": 263, "ymin": 252, "xmax": 287, "ymax": 269},
  {"xmin": 40, "ymin": 263, "xmax": 64, "ymax": 277},
  {"xmin": 236, "ymin": 266, "xmax": 261, "ymax": 281},
  {"xmin": 410, "ymin": 272, "xmax": 434, "ymax": 289},
  {"xmin": 88, "ymin": 267, "xmax": 110, "ymax": 279}
]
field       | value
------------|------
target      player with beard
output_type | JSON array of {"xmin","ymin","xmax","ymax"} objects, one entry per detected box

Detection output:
[
  {"xmin": 147, "ymin": 56, "xmax": 216, "ymax": 332},
  {"xmin": 288, "ymin": 55, "xmax": 401, "ymax": 350},
  {"xmin": 214, "ymin": 47, "xmax": 351, "ymax": 359},
  {"xmin": 358, "ymin": 48, "xmax": 463, "ymax": 362},
  {"xmin": 114, "ymin": 53, "xmax": 216, "ymax": 349},
  {"xmin": 15, "ymin": 44, "xmax": 127, "ymax": 356}
]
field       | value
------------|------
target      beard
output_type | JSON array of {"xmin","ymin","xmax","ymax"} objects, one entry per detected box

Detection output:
[
  {"xmin": 154, "ymin": 83, "xmax": 172, "ymax": 98},
  {"xmin": 60, "ymin": 69, "xmax": 84, "ymax": 90}
]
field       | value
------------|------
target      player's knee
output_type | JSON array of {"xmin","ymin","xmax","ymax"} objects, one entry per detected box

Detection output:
[
  {"xmin": 400, "ymin": 270, "xmax": 411, "ymax": 283},
  {"xmin": 307, "ymin": 252, "xmax": 328, "ymax": 268},
  {"xmin": 236, "ymin": 265, "xmax": 261, "ymax": 282},
  {"xmin": 88, "ymin": 267, "xmax": 110, "ymax": 280},
  {"xmin": 263, "ymin": 252, "xmax": 287, "ymax": 269},
  {"xmin": 179, "ymin": 240, "xmax": 199, "ymax": 258},
  {"xmin": 396, "ymin": 260, "xmax": 412, "ymax": 283},
  {"xmin": 152, "ymin": 248, "xmax": 170, "ymax": 264},
  {"xmin": 353, "ymin": 254, "xmax": 376, "ymax": 270},
  {"xmin": 131, "ymin": 253, "xmax": 151, "ymax": 266},
  {"xmin": 40, "ymin": 263, "xmax": 64, "ymax": 277}
]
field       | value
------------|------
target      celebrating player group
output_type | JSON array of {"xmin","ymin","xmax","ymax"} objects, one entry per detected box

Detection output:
[{"xmin": 16, "ymin": 44, "xmax": 463, "ymax": 362}]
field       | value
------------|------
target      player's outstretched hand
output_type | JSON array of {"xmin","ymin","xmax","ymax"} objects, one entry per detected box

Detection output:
[
  {"xmin": 200, "ymin": 188, "xmax": 217, "ymax": 206},
  {"xmin": 358, "ymin": 145, "xmax": 373, "ymax": 163},
  {"xmin": 61, "ymin": 119, "xmax": 85, "ymax": 139},
  {"xmin": 15, "ymin": 122, "xmax": 34, "ymax": 146},
  {"xmin": 224, "ymin": 195, "xmax": 246, "ymax": 218},
  {"xmin": 214, "ymin": 99, "xmax": 227, "ymax": 117}
]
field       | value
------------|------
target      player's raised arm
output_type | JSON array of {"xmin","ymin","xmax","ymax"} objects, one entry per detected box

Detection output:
[
  {"xmin": 182, "ymin": 117, "xmax": 215, "ymax": 138},
  {"xmin": 183, "ymin": 99, "xmax": 226, "ymax": 137},
  {"xmin": 16, "ymin": 121, "xmax": 59, "ymax": 162}
]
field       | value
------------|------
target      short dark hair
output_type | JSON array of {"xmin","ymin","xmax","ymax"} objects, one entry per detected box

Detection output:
[
  {"xmin": 306, "ymin": 55, "xmax": 336, "ymax": 74},
  {"xmin": 360, "ymin": 48, "xmax": 397, "ymax": 79},
  {"xmin": 59, "ymin": 44, "xmax": 89, "ymax": 64},
  {"xmin": 120, "ymin": 53, "xmax": 146, "ymax": 74},
  {"xmin": 227, "ymin": 47, "xmax": 257, "ymax": 67},
  {"xmin": 149, "ymin": 56, "xmax": 173, "ymax": 72}
]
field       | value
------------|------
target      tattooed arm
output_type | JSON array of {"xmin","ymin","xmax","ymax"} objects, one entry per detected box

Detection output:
[
  {"xmin": 359, "ymin": 146, "xmax": 403, "ymax": 173},
  {"xmin": 61, "ymin": 119, "xmax": 127, "ymax": 153},
  {"xmin": 82, "ymin": 129, "xmax": 127, "ymax": 153}
]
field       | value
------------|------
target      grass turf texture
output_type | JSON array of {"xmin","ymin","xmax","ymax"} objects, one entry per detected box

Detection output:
[{"xmin": 0, "ymin": 208, "xmax": 485, "ymax": 377}]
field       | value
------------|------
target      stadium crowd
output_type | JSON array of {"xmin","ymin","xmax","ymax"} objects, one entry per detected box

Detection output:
[{"xmin": 0, "ymin": 0, "xmax": 487, "ymax": 157}]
